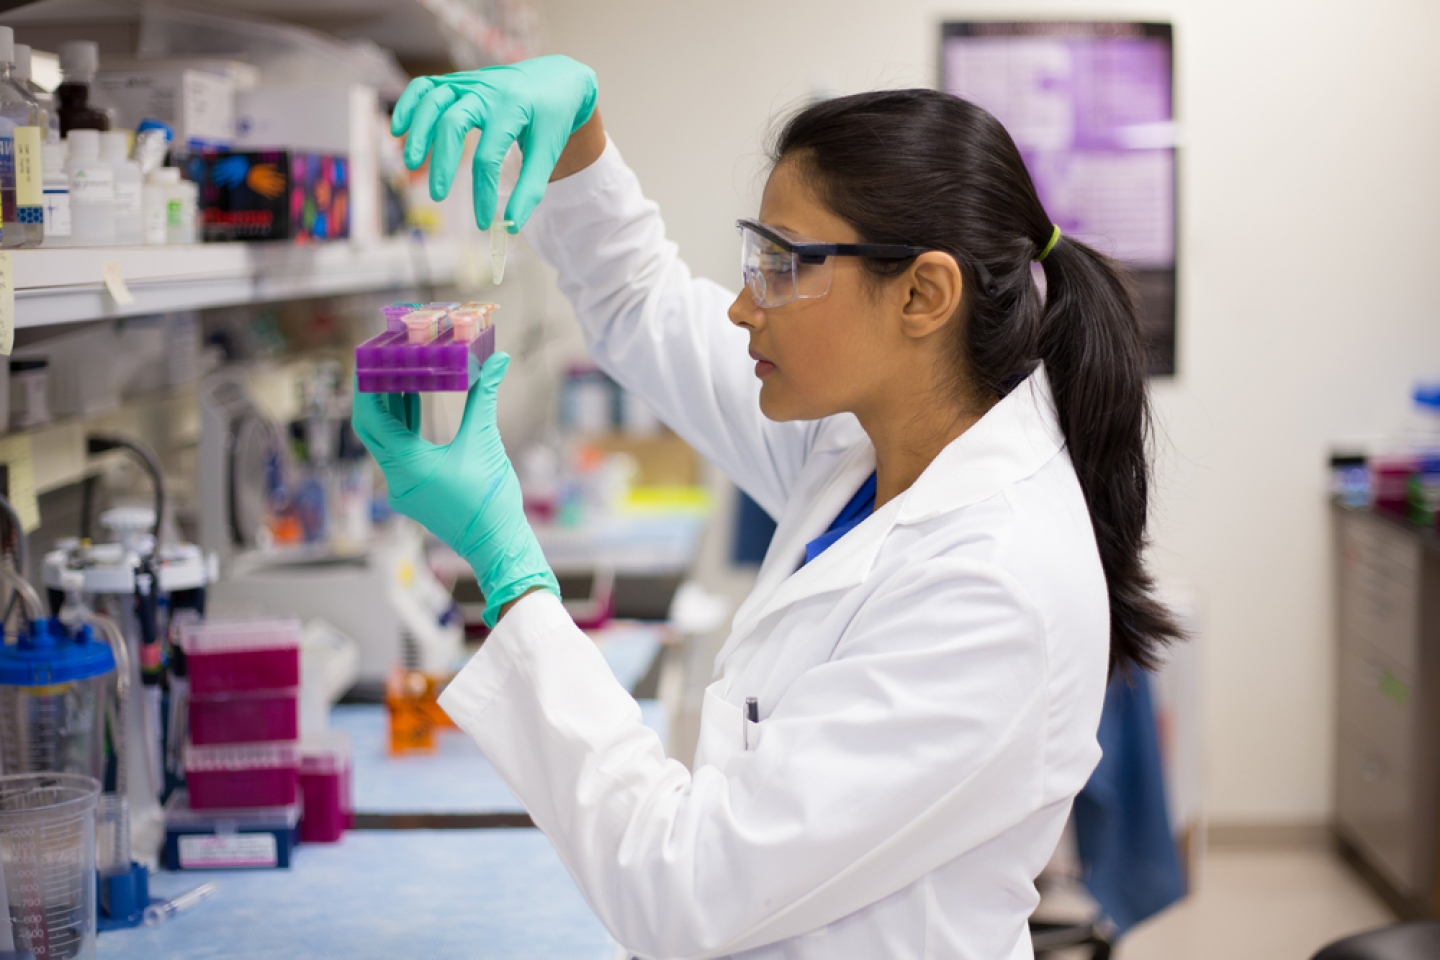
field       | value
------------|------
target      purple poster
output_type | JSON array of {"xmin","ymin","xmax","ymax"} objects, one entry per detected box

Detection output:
[{"xmin": 942, "ymin": 22, "xmax": 1177, "ymax": 374}]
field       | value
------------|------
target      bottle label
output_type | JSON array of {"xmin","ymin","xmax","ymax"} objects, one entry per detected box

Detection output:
[
  {"xmin": 114, "ymin": 180, "xmax": 142, "ymax": 218},
  {"xmin": 0, "ymin": 137, "xmax": 15, "ymax": 225},
  {"xmin": 13, "ymin": 128, "xmax": 42, "ymax": 224},
  {"xmin": 70, "ymin": 170, "xmax": 114, "ymax": 202},
  {"xmin": 43, "ymin": 189, "xmax": 70, "ymax": 238},
  {"xmin": 167, "ymin": 198, "xmax": 182, "ymax": 226}
]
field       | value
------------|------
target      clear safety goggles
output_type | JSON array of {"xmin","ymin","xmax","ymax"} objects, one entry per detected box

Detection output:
[{"xmin": 736, "ymin": 218, "xmax": 927, "ymax": 309}]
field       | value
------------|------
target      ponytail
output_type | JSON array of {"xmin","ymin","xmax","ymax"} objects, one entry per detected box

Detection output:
[
  {"xmin": 774, "ymin": 89, "xmax": 1182, "ymax": 672},
  {"xmin": 1037, "ymin": 237, "xmax": 1181, "ymax": 670}
]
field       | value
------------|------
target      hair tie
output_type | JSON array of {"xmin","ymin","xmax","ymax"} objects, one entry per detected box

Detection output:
[{"xmin": 1036, "ymin": 225, "xmax": 1062, "ymax": 262}]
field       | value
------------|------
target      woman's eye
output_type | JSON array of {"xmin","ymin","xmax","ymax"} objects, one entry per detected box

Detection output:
[{"xmin": 759, "ymin": 253, "xmax": 793, "ymax": 275}]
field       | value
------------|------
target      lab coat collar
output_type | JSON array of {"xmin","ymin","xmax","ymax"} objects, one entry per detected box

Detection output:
[
  {"xmin": 718, "ymin": 365, "xmax": 1064, "ymax": 674},
  {"xmin": 895, "ymin": 363, "xmax": 1065, "ymax": 525}
]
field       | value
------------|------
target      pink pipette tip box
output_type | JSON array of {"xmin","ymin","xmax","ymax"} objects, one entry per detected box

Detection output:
[{"xmin": 355, "ymin": 301, "xmax": 497, "ymax": 393}]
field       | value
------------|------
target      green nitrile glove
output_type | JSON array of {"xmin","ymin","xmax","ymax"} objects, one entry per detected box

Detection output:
[
  {"xmin": 352, "ymin": 353, "xmax": 559, "ymax": 627},
  {"xmin": 391, "ymin": 55, "xmax": 598, "ymax": 232}
]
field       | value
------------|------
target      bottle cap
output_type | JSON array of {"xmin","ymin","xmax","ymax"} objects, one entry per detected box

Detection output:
[
  {"xmin": 58, "ymin": 40, "xmax": 98, "ymax": 78},
  {"xmin": 100, "ymin": 130, "xmax": 130, "ymax": 163},
  {"xmin": 1415, "ymin": 382, "xmax": 1440, "ymax": 410},
  {"xmin": 67, "ymin": 128, "xmax": 100, "ymax": 161},
  {"xmin": 148, "ymin": 166, "xmax": 181, "ymax": 185},
  {"xmin": 13, "ymin": 43, "xmax": 29, "ymax": 81},
  {"xmin": 0, "ymin": 28, "xmax": 13, "ymax": 67}
]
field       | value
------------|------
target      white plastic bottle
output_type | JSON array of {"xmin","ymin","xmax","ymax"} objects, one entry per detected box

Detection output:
[
  {"xmin": 142, "ymin": 167, "xmax": 175, "ymax": 245},
  {"xmin": 101, "ymin": 131, "xmax": 141, "ymax": 244},
  {"xmin": 65, "ymin": 129, "xmax": 114, "ymax": 245},
  {"xmin": 40, "ymin": 140, "xmax": 68, "ymax": 245},
  {"xmin": 170, "ymin": 176, "xmax": 197, "ymax": 245}
]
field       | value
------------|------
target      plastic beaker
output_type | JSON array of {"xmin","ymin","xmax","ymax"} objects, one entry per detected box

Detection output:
[{"xmin": 0, "ymin": 773, "xmax": 100, "ymax": 959}]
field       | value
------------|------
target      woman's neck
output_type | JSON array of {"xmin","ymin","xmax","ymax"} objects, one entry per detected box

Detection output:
[{"xmin": 856, "ymin": 387, "xmax": 994, "ymax": 510}]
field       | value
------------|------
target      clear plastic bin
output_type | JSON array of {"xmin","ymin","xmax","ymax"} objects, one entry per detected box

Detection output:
[
  {"xmin": 299, "ymin": 733, "xmax": 351, "ymax": 844},
  {"xmin": 184, "ymin": 741, "xmax": 300, "ymax": 810},
  {"xmin": 0, "ymin": 772, "xmax": 100, "ymax": 959},
  {"xmin": 179, "ymin": 617, "xmax": 301, "ymax": 695},
  {"xmin": 163, "ymin": 789, "xmax": 300, "ymax": 870},
  {"xmin": 188, "ymin": 688, "xmax": 299, "ymax": 746}
]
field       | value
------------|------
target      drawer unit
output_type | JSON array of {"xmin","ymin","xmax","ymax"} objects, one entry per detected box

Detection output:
[
  {"xmin": 1333, "ymin": 504, "xmax": 1440, "ymax": 918},
  {"xmin": 1336, "ymin": 730, "xmax": 1417, "ymax": 896}
]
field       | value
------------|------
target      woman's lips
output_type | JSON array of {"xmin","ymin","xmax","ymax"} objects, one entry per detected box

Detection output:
[{"xmin": 749, "ymin": 348, "xmax": 775, "ymax": 378}]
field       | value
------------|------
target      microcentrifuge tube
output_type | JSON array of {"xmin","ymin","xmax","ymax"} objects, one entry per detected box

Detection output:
[
  {"xmin": 491, "ymin": 220, "xmax": 514, "ymax": 285},
  {"xmin": 144, "ymin": 882, "xmax": 218, "ymax": 926}
]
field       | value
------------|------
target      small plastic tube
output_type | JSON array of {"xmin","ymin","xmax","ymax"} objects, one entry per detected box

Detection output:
[
  {"xmin": 402, "ymin": 309, "xmax": 445, "ymax": 345},
  {"xmin": 491, "ymin": 220, "xmax": 514, "ymax": 284},
  {"xmin": 144, "ymin": 882, "xmax": 218, "ymax": 926},
  {"xmin": 450, "ymin": 303, "xmax": 497, "ymax": 343}
]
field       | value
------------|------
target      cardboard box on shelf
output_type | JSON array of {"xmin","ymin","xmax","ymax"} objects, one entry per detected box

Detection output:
[
  {"xmin": 95, "ymin": 65, "xmax": 239, "ymax": 151},
  {"xmin": 191, "ymin": 150, "xmax": 349, "ymax": 242}
]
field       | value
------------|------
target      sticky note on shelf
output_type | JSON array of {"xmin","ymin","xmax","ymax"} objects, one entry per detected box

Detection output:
[
  {"xmin": 0, "ymin": 436, "xmax": 41, "ymax": 533},
  {"xmin": 102, "ymin": 260, "xmax": 135, "ymax": 307}
]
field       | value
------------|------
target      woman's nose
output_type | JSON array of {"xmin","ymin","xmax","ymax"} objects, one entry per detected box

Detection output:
[{"xmin": 728, "ymin": 289, "xmax": 763, "ymax": 329}]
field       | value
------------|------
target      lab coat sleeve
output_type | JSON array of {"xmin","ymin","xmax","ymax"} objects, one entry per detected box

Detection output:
[
  {"xmin": 523, "ymin": 138, "xmax": 815, "ymax": 518},
  {"xmin": 438, "ymin": 558, "xmax": 1052, "ymax": 960}
]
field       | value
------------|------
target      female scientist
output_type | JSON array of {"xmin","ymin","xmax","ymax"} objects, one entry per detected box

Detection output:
[{"xmin": 353, "ymin": 55, "xmax": 1181, "ymax": 960}]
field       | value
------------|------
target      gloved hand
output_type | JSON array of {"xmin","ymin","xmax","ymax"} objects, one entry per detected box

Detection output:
[
  {"xmin": 352, "ymin": 353, "xmax": 559, "ymax": 627},
  {"xmin": 391, "ymin": 55, "xmax": 599, "ymax": 232}
]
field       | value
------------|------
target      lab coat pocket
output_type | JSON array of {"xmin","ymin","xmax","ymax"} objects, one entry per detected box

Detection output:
[{"xmin": 694, "ymin": 680, "xmax": 744, "ymax": 770}]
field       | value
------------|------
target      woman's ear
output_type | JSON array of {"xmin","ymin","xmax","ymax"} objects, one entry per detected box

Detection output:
[{"xmin": 899, "ymin": 252, "xmax": 964, "ymax": 340}]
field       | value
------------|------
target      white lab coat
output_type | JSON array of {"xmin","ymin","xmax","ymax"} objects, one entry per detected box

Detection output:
[{"xmin": 438, "ymin": 138, "xmax": 1110, "ymax": 960}]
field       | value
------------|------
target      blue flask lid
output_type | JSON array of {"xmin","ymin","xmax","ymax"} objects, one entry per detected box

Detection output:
[{"xmin": 0, "ymin": 618, "xmax": 116, "ymax": 686}]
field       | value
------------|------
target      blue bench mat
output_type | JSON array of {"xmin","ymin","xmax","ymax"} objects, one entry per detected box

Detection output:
[{"xmin": 98, "ymin": 829, "xmax": 616, "ymax": 960}]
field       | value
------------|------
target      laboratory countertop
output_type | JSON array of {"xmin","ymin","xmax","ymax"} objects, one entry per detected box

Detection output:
[
  {"xmin": 96, "ymin": 624, "xmax": 671, "ymax": 958},
  {"xmin": 96, "ymin": 830, "xmax": 616, "ymax": 960}
]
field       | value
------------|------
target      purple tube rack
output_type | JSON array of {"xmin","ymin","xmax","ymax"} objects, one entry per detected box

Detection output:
[{"xmin": 355, "ymin": 306, "xmax": 496, "ymax": 393}]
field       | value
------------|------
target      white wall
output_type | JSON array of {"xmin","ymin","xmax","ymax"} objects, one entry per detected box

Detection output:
[{"xmin": 534, "ymin": 0, "xmax": 1440, "ymax": 825}]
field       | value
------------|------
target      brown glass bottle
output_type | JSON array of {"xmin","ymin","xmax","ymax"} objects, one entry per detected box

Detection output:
[{"xmin": 56, "ymin": 41, "xmax": 108, "ymax": 137}]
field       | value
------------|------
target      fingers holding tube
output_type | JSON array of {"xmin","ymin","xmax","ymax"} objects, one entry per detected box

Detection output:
[
  {"xmin": 428, "ymin": 92, "xmax": 488, "ymax": 201},
  {"xmin": 401, "ymin": 84, "xmax": 462, "ymax": 170},
  {"xmin": 392, "ymin": 77, "xmax": 439, "ymax": 137},
  {"xmin": 470, "ymin": 109, "xmax": 527, "ymax": 231}
]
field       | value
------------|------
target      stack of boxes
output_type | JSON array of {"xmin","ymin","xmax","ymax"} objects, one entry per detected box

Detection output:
[{"xmin": 164, "ymin": 617, "xmax": 351, "ymax": 869}]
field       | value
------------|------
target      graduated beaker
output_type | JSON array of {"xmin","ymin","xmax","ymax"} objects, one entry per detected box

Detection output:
[{"xmin": 0, "ymin": 772, "xmax": 100, "ymax": 959}]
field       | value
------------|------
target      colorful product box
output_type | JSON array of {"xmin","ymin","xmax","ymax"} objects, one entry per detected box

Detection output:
[{"xmin": 191, "ymin": 149, "xmax": 349, "ymax": 242}]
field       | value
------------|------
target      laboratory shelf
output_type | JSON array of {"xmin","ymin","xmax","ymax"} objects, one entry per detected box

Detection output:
[
  {"xmin": 15, "ymin": 237, "xmax": 458, "ymax": 328},
  {"xmin": 97, "ymin": 830, "xmax": 614, "ymax": 960}
]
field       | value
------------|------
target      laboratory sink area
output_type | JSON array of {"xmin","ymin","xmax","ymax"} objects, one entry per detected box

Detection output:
[{"xmin": 0, "ymin": 1, "xmax": 1436, "ymax": 959}]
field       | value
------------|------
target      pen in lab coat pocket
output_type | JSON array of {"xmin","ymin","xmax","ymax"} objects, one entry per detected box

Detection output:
[{"xmin": 744, "ymin": 697, "xmax": 758, "ymax": 750}]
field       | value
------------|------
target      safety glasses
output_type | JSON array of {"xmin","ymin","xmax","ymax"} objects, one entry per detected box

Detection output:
[{"xmin": 736, "ymin": 218, "xmax": 927, "ymax": 308}]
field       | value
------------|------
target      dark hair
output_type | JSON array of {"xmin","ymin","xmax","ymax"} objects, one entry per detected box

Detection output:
[{"xmin": 773, "ymin": 89, "xmax": 1181, "ymax": 673}]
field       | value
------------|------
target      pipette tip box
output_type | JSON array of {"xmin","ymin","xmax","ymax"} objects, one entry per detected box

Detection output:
[
  {"xmin": 355, "ymin": 301, "xmax": 497, "ymax": 393},
  {"xmin": 179, "ymin": 617, "xmax": 302, "ymax": 695},
  {"xmin": 188, "ymin": 687, "xmax": 300, "ymax": 745},
  {"xmin": 299, "ymin": 733, "xmax": 352, "ymax": 843},
  {"xmin": 184, "ymin": 741, "xmax": 301, "ymax": 810},
  {"xmin": 164, "ymin": 790, "xmax": 300, "ymax": 870}
]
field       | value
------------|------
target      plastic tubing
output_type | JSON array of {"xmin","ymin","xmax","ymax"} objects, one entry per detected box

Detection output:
[
  {"xmin": 84, "ymin": 613, "xmax": 131, "ymax": 797},
  {"xmin": 0, "ymin": 564, "xmax": 43, "ymax": 623}
]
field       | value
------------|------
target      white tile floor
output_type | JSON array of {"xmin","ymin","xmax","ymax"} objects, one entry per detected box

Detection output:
[{"xmin": 1115, "ymin": 848, "xmax": 1395, "ymax": 960}]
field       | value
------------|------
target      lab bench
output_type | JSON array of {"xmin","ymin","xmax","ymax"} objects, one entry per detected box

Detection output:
[
  {"xmin": 96, "ymin": 624, "xmax": 667, "ymax": 956},
  {"xmin": 96, "ymin": 830, "xmax": 616, "ymax": 960},
  {"xmin": 1332, "ymin": 501, "xmax": 1440, "ymax": 918}
]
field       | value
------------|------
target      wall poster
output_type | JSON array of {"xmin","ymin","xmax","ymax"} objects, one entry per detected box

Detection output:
[{"xmin": 942, "ymin": 22, "xmax": 1177, "ymax": 375}]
